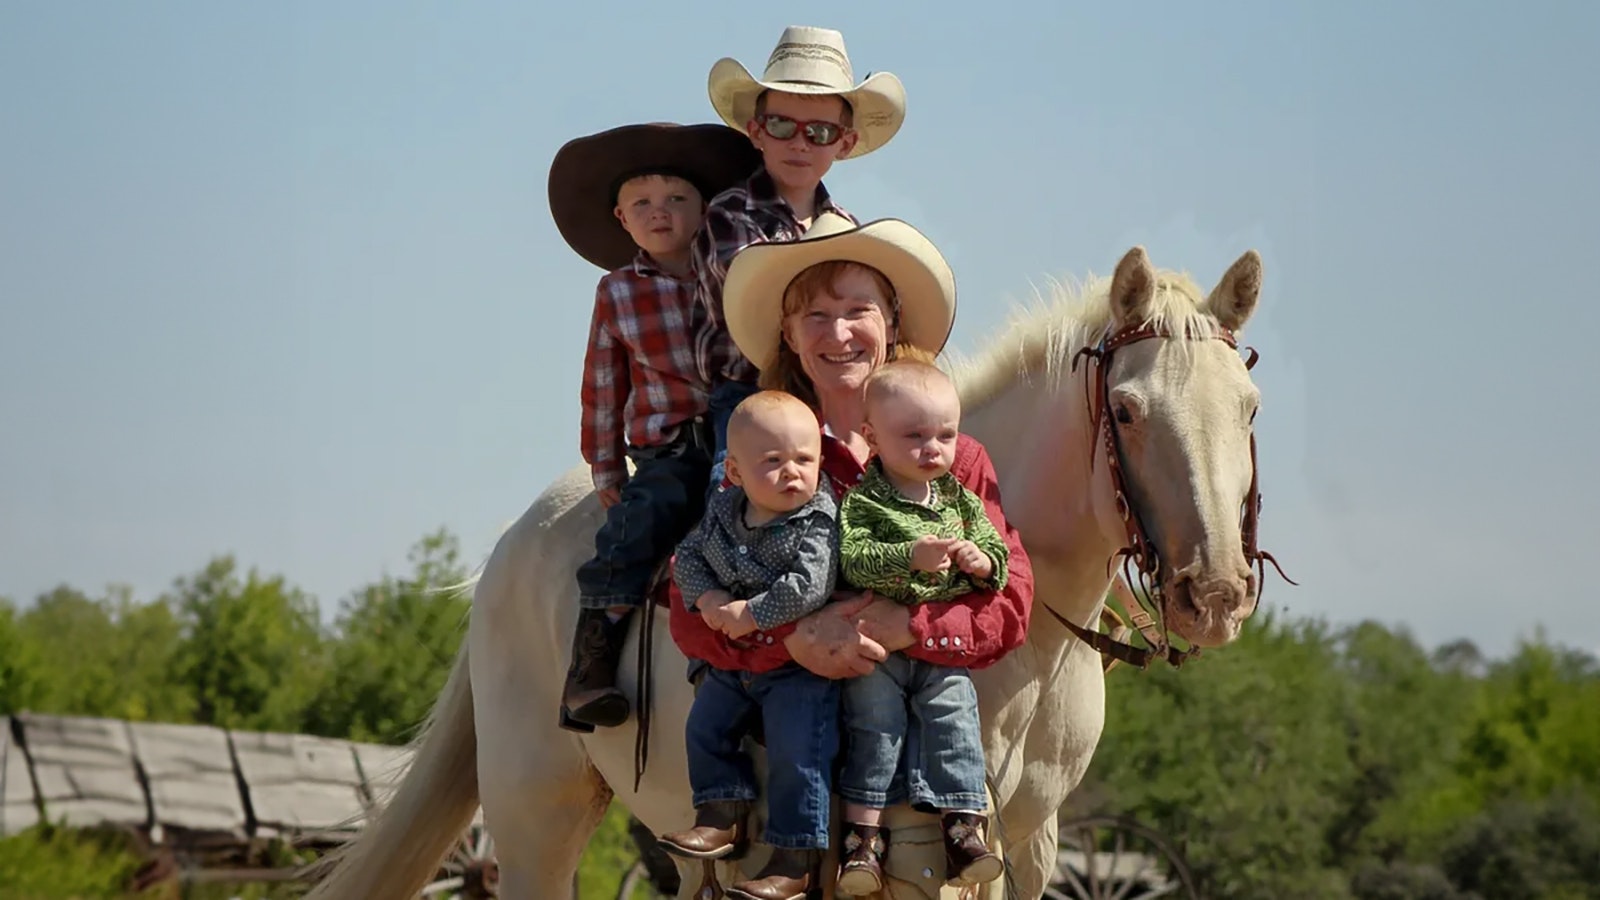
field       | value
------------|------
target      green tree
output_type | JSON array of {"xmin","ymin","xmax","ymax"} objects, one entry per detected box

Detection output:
[
  {"xmin": 102, "ymin": 586, "xmax": 193, "ymax": 722},
  {"xmin": 1452, "ymin": 637, "xmax": 1600, "ymax": 806},
  {"xmin": 1438, "ymin": 791, "xmax": 1600, "ymax": 900},
  {"xmin": 168, "ymin": 557, "xmax": 326, "ymax": 731},
  {"xmin": 14, "ymin": 586, "xmax": 126, "ymax": 717},
  {"xmin": 303, "ymin": 528, "xmax": 472, "ymax": 744},
  {"xmin": 0, "ymin": 596, "xmax": 45, "ymax": 715},
  {"xmin": 1330, "ymin": 621, "xmax": 1478, "ymax": 863},
  {"xmin": 1087, "ymin": 610, "xmax": 1358, "ymax": 899}
]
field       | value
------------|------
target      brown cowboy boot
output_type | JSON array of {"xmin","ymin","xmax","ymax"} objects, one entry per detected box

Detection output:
[
  {"xmin": 725, "ymin": 847, "xmax": 819, "ymax": 900},
  {"xmin": 943, "ymin": 811, "xmax": 1003, "ymax": 884},
  {"xmin": 558, "ymin": 607, "xmax": 631, "ymax": 732},
  {"xmin": 835, "ymin": 823, "xmax": 888, "ymax": 896},
  {"xmin": 657, "ymin": 800, "xmax": 749, "ymax": 860}
]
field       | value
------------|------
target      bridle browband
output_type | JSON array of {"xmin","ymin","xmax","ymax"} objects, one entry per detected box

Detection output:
[{"xmin": 1047, "ymin": 321, "xmax": 1296, "ymax": 670}]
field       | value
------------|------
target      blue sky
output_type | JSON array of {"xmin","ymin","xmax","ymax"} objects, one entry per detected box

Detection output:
[{"xmin": 2, "ymin": 1, "xmax": 1596, "ymax": 660}]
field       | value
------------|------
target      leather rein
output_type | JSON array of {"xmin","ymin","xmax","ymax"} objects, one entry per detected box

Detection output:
[{"xmin": 1048, "ymin": 321, "xmax": 1296, "ymax": 670}]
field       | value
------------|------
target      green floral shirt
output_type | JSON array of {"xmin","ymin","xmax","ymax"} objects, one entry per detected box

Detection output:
[{"xmin": 838, "ymin": 458, "xmax": 1010, "ymax": 605}]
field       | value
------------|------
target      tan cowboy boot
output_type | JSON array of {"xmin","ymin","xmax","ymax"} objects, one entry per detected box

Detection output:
[
  {"xmin": 725, "ymin": 847, "xmax": 818, "ymax": 900},
  {"xmin": 835, "ymin": 823, "xmax": 888, "ymax": 896},
  {"xmin": 943, "ymin": 811, "xmax": 1003, "ymax": 884},
  {"xmin": 558, "ymin": 607, "xmax": 631, "ymax": 732},
  {"xmin": 657, "ymin": 800, "xmax": 749, "ymax": 859}
]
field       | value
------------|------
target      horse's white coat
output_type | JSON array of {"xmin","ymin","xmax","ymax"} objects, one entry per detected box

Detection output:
[{"xmin": 302, "ymin": 246, "xmax": 1267, "ymax": 900}]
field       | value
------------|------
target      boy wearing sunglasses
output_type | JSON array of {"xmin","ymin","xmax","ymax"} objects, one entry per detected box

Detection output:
[{"xmin": 693, "ymin": 25, "xmax": 907, "ymax": 495}]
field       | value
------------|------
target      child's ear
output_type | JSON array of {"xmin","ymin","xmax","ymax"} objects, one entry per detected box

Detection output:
[
  {"xmin": 724, "ymin": 455, "xmax": 743, "ymax": 486},
  {"xmin": 613, "ymin": 205, "xmax": 626, "ymax": 226},
  {"xmin": 861, "ymin": 421, "xmax": 878, "ymax": 452}
]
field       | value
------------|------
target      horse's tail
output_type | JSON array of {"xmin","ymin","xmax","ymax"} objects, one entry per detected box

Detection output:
[{"xmin": 302, "ymin": 638, "xmax": 480, "ymax": 899}]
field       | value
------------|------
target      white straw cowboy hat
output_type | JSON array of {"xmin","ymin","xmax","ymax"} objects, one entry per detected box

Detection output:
[
  {"xmin": 723, "ymin": 213, "xmax": 957, "ymax": 371},
  {"xmin": 707, "ymin": 25, "xmax": 906, "ymax": 159}
]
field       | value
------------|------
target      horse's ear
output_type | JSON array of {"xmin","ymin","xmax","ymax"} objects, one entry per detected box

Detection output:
[
  {"xmin": 1110, "ymin": 246, "xmax": 1156, "ymax": 328},
  {"xmin": 1206, "ymin": 250, "xmax": 1263, "ymax": 332}
]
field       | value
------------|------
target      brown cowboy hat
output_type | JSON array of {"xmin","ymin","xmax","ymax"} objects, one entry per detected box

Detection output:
[{"xmin": 548, "ymin": 122, "xmax": 762, "ymax": 271}]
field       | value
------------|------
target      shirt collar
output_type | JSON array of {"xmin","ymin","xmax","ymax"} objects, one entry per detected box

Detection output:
[
  {"xmin": 710, "ymin": 477, "xmax": 835, "ymax": 533},
  {"xmin": 629, "ymin": 249, "xmax": 696, "ymax": 281},
  {"xmin": 745, "ymin": 166, "xmax": 841, "ymax": 221},
  {"xmin": 858, "ymin": 457, "xmax": 958, "ymax": 507}
]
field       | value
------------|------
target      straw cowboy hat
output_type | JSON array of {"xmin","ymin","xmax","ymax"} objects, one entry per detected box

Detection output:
[
  {"xmin": 708, "ymin": 25, "xmax": 906, "ymax": 159},
  {"xmin": 548, "ymin": 122, "xmax": 762, "ymax": 271},
  {"xmin": 723, "ymin": 213, "xmax": 957, "ymax": 371}
]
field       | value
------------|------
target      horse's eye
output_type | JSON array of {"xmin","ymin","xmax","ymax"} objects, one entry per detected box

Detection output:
[{"xmin": 1114, "ymin": 405, "xmax": 1135, "ymax": 425}]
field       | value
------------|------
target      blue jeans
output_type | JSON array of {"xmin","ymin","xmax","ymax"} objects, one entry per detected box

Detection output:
[
  {"xmin": 576, "ymin": 439, "xmax": 710, "ymax": 609},
  {"xmin": 686, "ymin": 665, "xmax": 840, "ymax": 850},
  {"xmin": 838, "ymin": 653, "xmax": 989, "ymax": 812},
  {"xmin": 705, "ymin": 379, "xmax": 760, "ymax": 501}
]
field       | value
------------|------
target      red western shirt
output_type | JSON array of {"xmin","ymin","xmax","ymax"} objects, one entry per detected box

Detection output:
[
  {"xmin": 667, "ymin": 432, "xmax": 1034, "ymax": 673},
  {"xmin": 579, "ymin": 251, "xmax": 711, "ymax": 491}
]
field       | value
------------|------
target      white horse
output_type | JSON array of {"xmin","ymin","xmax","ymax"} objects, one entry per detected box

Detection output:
[{"xmin": 303, "ymin": 244, "xmax": 1276, "ymax": 900}]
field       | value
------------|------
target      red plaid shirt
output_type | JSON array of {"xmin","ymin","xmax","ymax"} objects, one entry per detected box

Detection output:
[
  {"xmin": 691, "ymin": 166, "xmax": 856, "ymax": 386},
  {"xmin": 580, "ymin": 251, "xmax": 711, "ymax": 491}
]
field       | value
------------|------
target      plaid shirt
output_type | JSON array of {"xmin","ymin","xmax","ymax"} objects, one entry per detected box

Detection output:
[
  {"xmin": 580, "ymin": 251, "xmax": 711, "ymax": 491},
  {"xmin": 691, "ymin": 165, "xmax": 857, "ymax": 386}
]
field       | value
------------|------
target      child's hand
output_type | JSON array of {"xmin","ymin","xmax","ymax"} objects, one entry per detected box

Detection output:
[
  {"xmin": 949, "ymin": 540, "xmax": 993, "ymax": 580},
  {"xmin": 910, "ymin": 536, "xmax": 957, "ymax": 573},
  {"xmin": 694, "ymin": 590, "xmax": 732, "ymax": 616},
  {"xmin": 699, "ymin": 601, "xmax": 732, "ymax": 632},
  {"xmin": 703, "ymin": 599, "xmax": 756, "ymax": 638},
  {"xmin": 719, "ymin": 600, "xmax": 758, "ymax": 638}
]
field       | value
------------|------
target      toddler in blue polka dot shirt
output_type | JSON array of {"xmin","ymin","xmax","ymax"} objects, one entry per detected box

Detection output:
[{"xmin": 659, "ymin": 390, "xmax": 841, "ymax": 888}]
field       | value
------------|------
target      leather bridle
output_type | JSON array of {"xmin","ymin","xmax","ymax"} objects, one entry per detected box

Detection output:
[{"xmin": 1048, "ymin": 321, "xmax": 1296, "ymax": 670}]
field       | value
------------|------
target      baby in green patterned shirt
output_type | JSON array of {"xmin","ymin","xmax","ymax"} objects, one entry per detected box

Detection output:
[
  {"xmin": 833, "ymin": 358, "xmax": 1009, "ymax": 893},
  {"xmin": 838, "ymin": 359, "xmax": 1009, "ymax": 604}
]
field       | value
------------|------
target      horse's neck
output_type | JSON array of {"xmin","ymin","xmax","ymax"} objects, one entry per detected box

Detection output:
[{"xmin": 962, "ymin": 366, "xmax": 1122, "ymax": 646}]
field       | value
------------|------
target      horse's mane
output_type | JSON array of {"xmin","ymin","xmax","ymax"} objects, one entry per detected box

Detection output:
[{"xmin": 946, "ymin": 266, "xmax": 1221, "ymax": 409}]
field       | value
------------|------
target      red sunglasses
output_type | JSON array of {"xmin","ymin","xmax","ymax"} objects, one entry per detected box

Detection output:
[{"xmin": 757, "ymin": 114, "xmax": 850, "ymax": 147}]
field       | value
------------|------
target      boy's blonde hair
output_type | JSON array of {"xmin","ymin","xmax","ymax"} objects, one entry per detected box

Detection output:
[{"xmin": 757, "ymin": 260, "xmax": 935, "ymax": 408}]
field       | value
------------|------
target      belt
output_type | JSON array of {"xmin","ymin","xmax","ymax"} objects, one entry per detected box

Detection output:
[{"xmin": 627, "ymin": 415, "xmax": 712, "ymax": 461}]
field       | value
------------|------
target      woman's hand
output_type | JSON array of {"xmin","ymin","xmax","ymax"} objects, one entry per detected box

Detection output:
[
  {"xmin": 783, "ymin": 590, "xmax": 886, "ymax": 679},
  {"xmin": 852, "ymin": 596, "xmax": 916, "ymax": 652}
]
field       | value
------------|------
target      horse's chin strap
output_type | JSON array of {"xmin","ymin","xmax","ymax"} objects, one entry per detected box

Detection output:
[{"xmin": 1058, "ymin": 326, "xmax": 1295, "ymax": 671}]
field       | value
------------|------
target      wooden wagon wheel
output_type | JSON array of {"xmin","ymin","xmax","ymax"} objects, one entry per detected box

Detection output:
[
  {"xmin": 421, "ymin": 823, "xmax": 498, "ymax": 899},
  {"xmin": 1046, "ymin": 815, "xmax": 1197, "ymax": 900}
]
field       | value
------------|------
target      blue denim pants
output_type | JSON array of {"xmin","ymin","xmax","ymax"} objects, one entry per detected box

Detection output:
[
  {"xmin": 838, "ymin": 652, "xmax": 989, "ymax": 812},
  {"xmin": 705, "ymin": 379, "xmax": 760, "ymax": 501},
  {"xmin": 685, "ymin": 664, "xmax": 840, "ymax": 850},
  {"xmin": 576, "ymin": 437, "xmax": 710, "ymax": 609}
]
